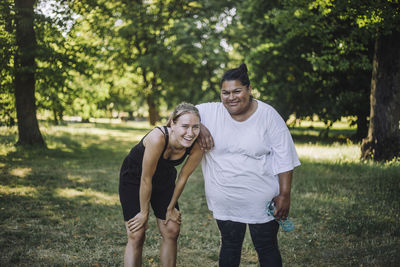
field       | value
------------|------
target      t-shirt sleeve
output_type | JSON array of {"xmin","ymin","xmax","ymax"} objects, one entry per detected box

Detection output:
[
  {"xmin": 196, "ymin": 102, "xmax": 213, "ymax": 126},
  {"xmin": 267, "ymin": 108, "xmax": 301, "ymax": 175}
]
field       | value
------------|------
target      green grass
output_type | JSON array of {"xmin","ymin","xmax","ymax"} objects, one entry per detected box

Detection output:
[{"xmin": 1, "ymin": 122, "xmax": 399, "ymax": 266}]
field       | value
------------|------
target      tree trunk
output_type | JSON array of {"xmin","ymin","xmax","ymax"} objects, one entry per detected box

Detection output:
[
  {"xmin": 354, "ymin": 112, "xmax": 368, "ymax": 141},
  {"xmin": 14, "ymin": 0, "xmax": 45, "ymax": 147},
  {"xmin": 361, "ymin": 30, "xmax": 400, "ymax": 161},
  {"xmin": 147, "ymin": 94, "xmax": 159, "ymax": 126},
  {"xmin": 52, "ymin": 108, "xmax": 58, "ymax": 125},
  {"xmin": 141, "ymin": 70, "xmax": 160, "ymax": 126}
]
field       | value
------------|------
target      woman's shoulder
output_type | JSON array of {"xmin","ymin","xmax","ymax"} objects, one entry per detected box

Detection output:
[
  {"xmin": 256, "ymin": 99, "xmax": 275, "ymax": 112},
  {"xmin": 255, "ymin": 100, "xmax": 288, "ymax": 132},
  {"xmin": 255, "ymin": 100, "xmax": 283, "ymax": 118},
  {"xmin": 143, "ymin": 127, "xmax": 167, "ymax": 148}
]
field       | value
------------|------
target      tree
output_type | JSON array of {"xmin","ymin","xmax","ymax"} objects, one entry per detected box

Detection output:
[
  {"xmin": 113, "ymin": 0, "xmax": 204, "ymax": 125},
  {"xmin": 163, "ymin": 5, "xmax": 235, "ymax": 106},
  {"xmin": 1, "ymin": 0, "xmax": 231, "ymax": 130},
  {"xmin": 349, "ymin": 0, "xmax": 400, "ymax": 161},
  {"xmin": 72, "ymin": 0, "xmax": 233, "ymax": 124},
  {"xmin": 1, "ymin": 0, "xmax": 91, "ymax": 128},
  {"xmin": 229, "ymin": 0, "xmax": 399, "ymax": 160},
  {"xmin": 361, "ymin": 30, "xmax": 400, "ymax": 161},
  {"xmin": 34, "ymin": 3, "xmax": 97, "ymax": 124},
  {"xmin": 14, "ymin": 0, "xmax": 45, "ymax": 146},
  {"xmin": 228, "ymin": 0, "xmax": 372, "ymax": 136}
]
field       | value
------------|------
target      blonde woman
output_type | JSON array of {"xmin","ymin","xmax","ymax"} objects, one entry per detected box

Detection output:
[{"xmin": 119, "ymin": 103, "xmax": 203, "ymax": 267}]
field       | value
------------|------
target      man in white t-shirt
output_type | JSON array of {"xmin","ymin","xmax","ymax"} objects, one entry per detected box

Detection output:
[{"xmin": 196, "ymin": 64, "xmax": 300, "ymax": 267}]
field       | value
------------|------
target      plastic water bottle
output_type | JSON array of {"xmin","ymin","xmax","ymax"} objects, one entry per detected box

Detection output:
[{"xmin": 266, "ymin": 201, "xmax": 294, "ymax": 232}]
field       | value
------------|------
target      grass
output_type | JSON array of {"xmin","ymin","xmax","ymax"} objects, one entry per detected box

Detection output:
[{"xmin": 1, "ymin": 121, "xmax": 399, "ymax": 266}]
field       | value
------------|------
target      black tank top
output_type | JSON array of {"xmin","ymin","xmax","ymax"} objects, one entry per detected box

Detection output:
[{"xmin": 119, "ymin": 126, "xmax": 194, "ymax": 190}]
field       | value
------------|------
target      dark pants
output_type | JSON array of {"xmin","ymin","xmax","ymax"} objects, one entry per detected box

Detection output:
[{"xmin": 216, "ymin": 219, "xmax": 282, "ymax": 267}]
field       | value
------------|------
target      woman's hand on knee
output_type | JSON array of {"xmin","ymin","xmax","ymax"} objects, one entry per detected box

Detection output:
[
  {"xmin": 164, "ymin": 208, "xmax": 181, "ymax": 225},
  {"xmin": 128, "ymin": 212, "xmax": 149, "ymax": 233}
]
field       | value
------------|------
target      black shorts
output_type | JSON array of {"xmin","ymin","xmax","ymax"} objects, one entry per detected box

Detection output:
[{"xmin": 119, "ymin": 180, "xmax": 179, "ymax": 221}]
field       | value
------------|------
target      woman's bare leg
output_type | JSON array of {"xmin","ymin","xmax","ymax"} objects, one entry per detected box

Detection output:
[
  {"xmin": 156, "ymin": 218, "xmax": 180, "ymax": 267},
  {"xmin": 124, "ymin": 221, "xmax": 146, "ymax": 267}
]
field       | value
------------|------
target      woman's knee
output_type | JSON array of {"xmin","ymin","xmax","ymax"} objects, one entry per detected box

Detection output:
[
  {"xmin": 127, "ymin": 231, "xmax": 145, "ymax": 248},
  {"xmin": 160, "ymin": 222, "xmax": 180, "ymax": 240},
  {"xmin": 125, "ymin": 224, "xmax": 146, "ymax": 247}
]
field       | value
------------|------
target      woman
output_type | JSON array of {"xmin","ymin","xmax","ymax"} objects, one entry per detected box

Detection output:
[
  {"xmin": 119, "ymin": 103, "xmax": 203, "ymax": 267},
  {"xmin": 197, "ymin": 64, "xmax": 300, "ymax": 267}
]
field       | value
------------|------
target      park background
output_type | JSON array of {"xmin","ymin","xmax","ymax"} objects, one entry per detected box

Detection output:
[{"xmin": 1, "ymin": 0, "xmax": 399, "ymax": 266}]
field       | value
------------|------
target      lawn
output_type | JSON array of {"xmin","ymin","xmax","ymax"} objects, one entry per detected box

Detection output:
[{"xmin": 0, "ymin": 121, "xmax": 399, "ymax": 266}]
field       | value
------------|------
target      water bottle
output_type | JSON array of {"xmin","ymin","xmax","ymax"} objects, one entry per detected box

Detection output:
[{"xmin": 266, "ymin": 201, "xmax": 294, "ymax": 232}]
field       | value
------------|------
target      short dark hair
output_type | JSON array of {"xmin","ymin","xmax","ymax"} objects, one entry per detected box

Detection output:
[{"xmin": 220, "ymin": 63, "xmax": 250, "ymax": 87}]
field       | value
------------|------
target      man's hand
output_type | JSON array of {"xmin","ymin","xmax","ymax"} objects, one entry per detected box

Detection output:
[{"xmin": 197, "ymin": 123, "xmax": 214, "ymax": 151}]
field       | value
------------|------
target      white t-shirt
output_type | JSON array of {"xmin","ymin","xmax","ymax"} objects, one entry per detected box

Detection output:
[{"xmin": 197, "ymin": 100, "xmax": 301, "ymax": 224}]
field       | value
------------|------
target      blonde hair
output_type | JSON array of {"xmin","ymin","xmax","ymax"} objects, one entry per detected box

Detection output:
[{"xmin": 166, "ymin": 102, "xmax": 200, "ymax": 127}]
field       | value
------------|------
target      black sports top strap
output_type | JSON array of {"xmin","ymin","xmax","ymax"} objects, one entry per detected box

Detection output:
[
  {"xmin": 156, "ymin": 126, "xmax": 169, "ymax": 155},
  {"xmin": 163, "ymin": 126, "xmax": 169, "ymax": 153}
]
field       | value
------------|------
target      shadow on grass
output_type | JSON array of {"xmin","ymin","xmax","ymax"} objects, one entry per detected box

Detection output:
[
  {"xmin": 1, "ymin": 191, "xmax": 123, "ymax": 266},
  {"xmin": 290, "ymin": 126, "xmax": 358, "ymax": 145},
  {"xmin": 0, "ymin": 150, "xmax": 125, "ymax": 265},
  {"xmin": 287, "ymin": 159, "xmax": 400, "ymax": 265},
  {"xmin": 3, "ymin": 129, "xmax": 134, "ymax": 159}
]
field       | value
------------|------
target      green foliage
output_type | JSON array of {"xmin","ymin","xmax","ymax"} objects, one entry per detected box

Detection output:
[
  {"xmin": 227, "ymin": 0, "xmax": 398, "ymax": 133},
  {"xmin": 162, "ymin": 5, "xmax": 236, "ymax": 105},
  {"xmin": 0, "ymin": 0, "xmax": 16, "ymax": 126},
  {"xmin": 1, "ymin": 0, "xmax": 99, "ymax": 124},
  {"xmin": 34, "ymin": 13, "xmax": 83, "ymax": 122},
  {"xmin": 72, "ymin": 0, "xmax": 234, "ymax": 117},
  {"xmin": 108, "ymin": 0, "xmax": 229, "ymax": 113},
  {"xmin": 1, "ymin": 0, "xmax": 238, "ymax": 125},
  {"xmin": 34, "ymin": 0, "xmax": 119, "ymax": 123},
  {"xmin": 2, "ymin": 0, "xmax": 398, "ymax": 129}
]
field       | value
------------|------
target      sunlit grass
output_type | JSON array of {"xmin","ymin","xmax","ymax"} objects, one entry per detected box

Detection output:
[
  {"xmin": 55, "ymin": 188, "xmax": 119, "ymax": 205},
  {"xmin": 8, "ymin": 167, "xmax": 32, "ymax": 178},
  {"xmin": 296, "ymin": 117, "xmax": 357, "ymax": 130},
  {"xmin": 296, "ymin": 142, "xmax": 360, "ymax": 163},
  {"xmin": 0, "ymin": 121, "xmax": 399, "ymax": 266},
  {"xmin": 0, "ymin": 185, "xmax": 38, "ymax": 196}
]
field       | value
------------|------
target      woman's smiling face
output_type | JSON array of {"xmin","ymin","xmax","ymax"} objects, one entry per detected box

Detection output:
[
  {"xmin": 171, "ymin": 113, "xmax": 200, "ymax": 148},
  {"xmin": 220, "ymin": 80, "xmax": 252, "ymax": 116}
]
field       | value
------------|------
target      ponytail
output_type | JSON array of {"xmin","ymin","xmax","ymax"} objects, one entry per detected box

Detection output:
[
  {"xmin": 220, "ymin": 63, "xmax": 250, "ymax": 88},
  {"xmin": 238, "ymin": 63, "xmax": 248, "ymax": 74}
]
